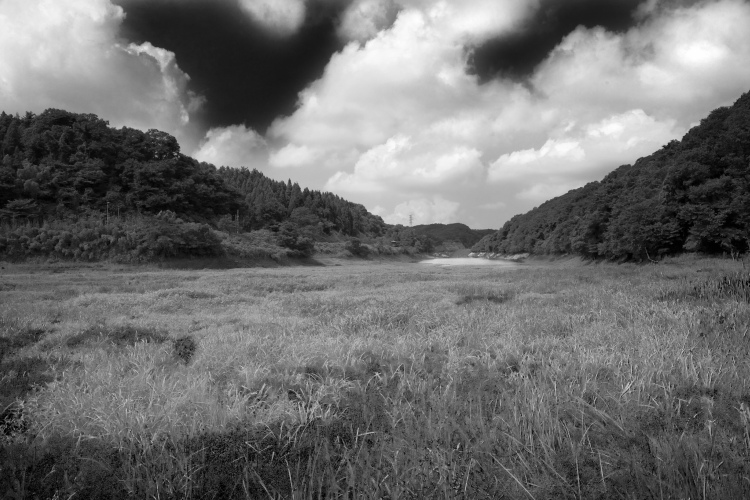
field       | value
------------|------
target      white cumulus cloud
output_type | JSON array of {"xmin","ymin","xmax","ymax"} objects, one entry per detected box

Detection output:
[
  {"xmin": 488, "ymin": 110, "xmax": 678, "ymax": 183},
  {"xmin": 269, "ymin": 143, "xmax": 322, "ymax": 168},
  {"xmin": 325, "ymin": 134, "xmax": 484, "ymax": 193},
  {"xmin": 338, "ymin": 0, "xmax": 400, "ymax": 42},
  {"xmin": 194, "ymin": 125, "xmax": 269, "ymax": 168},
  {"xmin": 532, "ymin": 0, "xmax": 750, "ymax": 127},
  {"xmin": 400, "ymin": 0, "xmax": 536, "ymax": 43},
  {"xmin": 237, "ymin": 0, "xmax": 307, "ymax": 36},
  {"xmin": 0, "ymin": 0, "xmax": 204, "ymax": 150},
  {"xmin": 269, "ymin": 0, "xmax": 750, "ymax": 227}
]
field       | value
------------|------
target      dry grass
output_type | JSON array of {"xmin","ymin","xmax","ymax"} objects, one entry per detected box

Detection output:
[{"xmin": 1, "ymin": 255, "xmax": 749, "ymax": 499}]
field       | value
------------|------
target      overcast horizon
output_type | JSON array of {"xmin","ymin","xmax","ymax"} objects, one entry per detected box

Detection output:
[{"xmin": 2, "ymin": 0, "xmax": 750, "ymax": 229}]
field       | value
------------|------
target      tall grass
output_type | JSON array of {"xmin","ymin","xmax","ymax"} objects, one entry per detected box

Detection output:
[{"xmin": 1, "ymin": 256, "xmax": 749, "ymax": 498}]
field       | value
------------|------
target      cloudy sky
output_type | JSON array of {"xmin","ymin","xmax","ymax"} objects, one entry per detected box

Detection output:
[{"xmin": 2, "ymin": 0, "xmax": 750, "ymax": 228}]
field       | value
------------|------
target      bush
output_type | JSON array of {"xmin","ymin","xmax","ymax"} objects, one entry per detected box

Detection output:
[
  {"xmin": 345, "ymin": 238, "xmax": 369, "ymax": 257},
  {"xmin": 0, "ymin": 213, "xmax": 223, "ymax": 262},
  {"xmin": 277, "ymin": 222, "xmax": 315, "ymax": 257},
  {"xmin": 173, "ymin": 336, "xmax": 197, "ymax": 364}
]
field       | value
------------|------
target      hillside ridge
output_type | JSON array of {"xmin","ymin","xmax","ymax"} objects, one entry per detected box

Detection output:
[
  {"xmin": 473, "ymin": 90, "xmax": 750, "ymax": 260},
  {"xmin": 0, "ymin": 108, "xmax": 387, "ymax": 261}
]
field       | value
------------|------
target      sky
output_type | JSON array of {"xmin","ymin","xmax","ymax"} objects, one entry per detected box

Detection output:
[{"xmin": 2, "ymin": 0, "xmax": 750, "ymax": 229}]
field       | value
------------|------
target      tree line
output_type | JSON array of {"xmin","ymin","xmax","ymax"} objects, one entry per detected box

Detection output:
[
  {"xmin": 473, "ymin": 91, "xmax": 750, "ymax": 260},
  {"xmin": 0, "ymin": 108, "xmax": 386, "ymax": 260}
]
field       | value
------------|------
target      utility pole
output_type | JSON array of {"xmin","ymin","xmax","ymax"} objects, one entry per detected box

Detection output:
[{"xmin": 409, "ymin": 213, "xmax": 413, "ymax": 227}]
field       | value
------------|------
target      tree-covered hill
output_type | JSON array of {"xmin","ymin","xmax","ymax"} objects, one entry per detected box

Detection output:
[
  {"xmin": 473, "ymin": 91, "xmax": 750, "ymax": 260},
  {"xmin": 0, "ymin": 108, "xmax": 384, "ymax": 235},
  {"xmin": 0, "ymin": 108, "xmax": 386, "ymax": 261},
  {"xmin": 0, "ymin": 110, "xmax": 244, "ymax": 222}
]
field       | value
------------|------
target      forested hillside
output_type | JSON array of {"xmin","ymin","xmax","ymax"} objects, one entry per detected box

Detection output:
[
  {"xmin": 217, "ymin": 167, "xmax": 384, "ymax": 236},
  {"xmin": 473, "ymin": 91, "xmax": 750, "ymax": 260},
  {"xmin": 0, "ymin": 109, "xmax": 385, "ymax": 261}
]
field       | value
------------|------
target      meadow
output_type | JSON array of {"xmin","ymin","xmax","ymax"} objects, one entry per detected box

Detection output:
[{"xmin": 1, "ymin": 255, "xmax": 749, "ymax": 499}]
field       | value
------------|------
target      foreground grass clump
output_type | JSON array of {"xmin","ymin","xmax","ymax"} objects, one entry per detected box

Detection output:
[{"xmin": 1, "ymin": 256, "xmax": 750, "ymax": 498}]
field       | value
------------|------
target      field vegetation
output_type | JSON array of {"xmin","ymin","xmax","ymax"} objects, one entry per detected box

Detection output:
[{"xmin": 1, "ymin": 256, "xmax": 750, "ymax": 499}]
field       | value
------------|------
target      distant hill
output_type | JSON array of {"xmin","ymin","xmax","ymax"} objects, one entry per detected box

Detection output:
[
  {"xmin": 410, "ymin": 223, "xmax": 495, "ymax": 248},
  {"xmin": 473, "ymin": 90, "xmax": 750, "ymax": 260}
]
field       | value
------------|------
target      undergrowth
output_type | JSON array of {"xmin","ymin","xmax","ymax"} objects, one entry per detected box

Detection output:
[{"xmin": 659, "ymin": 270, "xmax": 750, "ymax": 303}]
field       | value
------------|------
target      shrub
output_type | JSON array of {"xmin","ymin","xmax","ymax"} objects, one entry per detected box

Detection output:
[
  {"xmin": 0, "ymin": 214, "xmax": 223, "ymax": 262},
  {"xmin": 173, "ymin": 336, "xmax": 197, "ymax": 364},
  {"xmin": 1, "ymin": 357, "xmax": 55, "ymax": 437},
  {"xmin": 659, "ymin": 271, "xmax": 750, "ymax": 303},
  {"xmin": 345, "ymin": 238, "xmax": 369, "ymax": 257},
  {"xmin": 277, "ymin": 222, "xmax": 315, "ymax": 257}
]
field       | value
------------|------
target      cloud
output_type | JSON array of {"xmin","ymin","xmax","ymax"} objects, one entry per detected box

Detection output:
[
  {"xmin": 468, "ymin": 0, "xmax": 644, "ymax": 81},
  {"xmin": 194, "ymin": 125, "xmax": 269, "ymax": 168},
  {"xmin": 270, "ymin": 3, "xmax": 534, "ymax": 146},
  {"xmin": 124, "ymin": 42, "xmax": 206, "ymax": 121},
  {"xmin": 0, "ymin": 0, "xmax": 203, "ymax": 150},
  {"xmin": 382, "ymin": 195, "xmax": 461, "ymax": 225},
  {"xmin": 483, "ymin": 0, "xmax": 750, "ymax": 211},
  {"xmin": 272, "ymin": 6, "xmax": 521, "ymax": 191},
  {"xmin": 531, "ymin": 0, "xmax": 750, "ymax": 125},
  {"xmin": 337, "ymin": 0, "xmax": 400, "ymax": 42},
  {"xmin": 401, "ymin": 0, "xmax": 536, "ymax": 43},
  {"xmin": 324, "ymin": 134, "xmax": 484, "ymax": 194},
  {"xmin": 237, "ymin": 0, "xmax": 307, "ymax": 36},
  {"xmin": 268, "ymin": 0, "xmax": 750, "ymax": 227},
  {"xmin": 269, "ymin": 143, "xmax": 321, "ymax": 168},
  {"xmin": 118, "ymin": 0, "xmax": 308, "ymax": 37},
  {"xmin": 488, "ymin": 109, "xmax": 678, "ymax": 182}
]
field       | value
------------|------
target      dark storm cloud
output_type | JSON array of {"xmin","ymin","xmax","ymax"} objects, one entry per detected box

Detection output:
[
  {"xmin": 115, "ymin": 0, "xmax": 348, "ymax": 133},
  {"xmin": 468, "ymin": 0, "xmax": 645, "ymax": 82}
]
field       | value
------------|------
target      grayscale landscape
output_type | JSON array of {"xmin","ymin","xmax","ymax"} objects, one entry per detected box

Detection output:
[{"xmin": 3, "ymin": 0, "xmax": 750, "ymax": 498}]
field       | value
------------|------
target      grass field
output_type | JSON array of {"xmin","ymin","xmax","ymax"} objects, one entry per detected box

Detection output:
[{"xmin": 1, "ymin": 256, "xmax": 750, "ymax": 499}]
